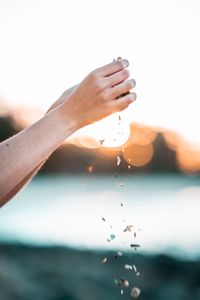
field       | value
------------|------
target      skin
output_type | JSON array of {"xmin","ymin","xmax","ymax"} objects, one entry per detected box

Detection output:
[{"xmin": 0, "ymin": 58, "xmax": 136, "ymax": 207}]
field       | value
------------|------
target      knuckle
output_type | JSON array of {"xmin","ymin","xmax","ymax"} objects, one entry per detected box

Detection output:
[
  {"xmin": 100, "ymin": 89, "xmax": 109, "ymax": 101},
  {"xmin": 96, "ymin": 80, "xmax": 105, "ymax": 93}
]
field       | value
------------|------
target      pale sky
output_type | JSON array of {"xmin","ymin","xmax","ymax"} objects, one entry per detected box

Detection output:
[{"xmin": 0, "ymin": 0, "xmax": 200, "ymax": 145}]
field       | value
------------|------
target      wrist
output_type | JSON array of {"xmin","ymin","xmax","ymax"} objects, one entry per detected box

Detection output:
[{"xmin": 51, "ymin": 104, "xmax": 80, "ymax": 137}]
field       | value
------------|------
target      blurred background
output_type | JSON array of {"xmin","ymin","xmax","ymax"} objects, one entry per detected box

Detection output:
[{"xmin": 0, "ymin": 0, "xmax": 200, "ymax": 299}]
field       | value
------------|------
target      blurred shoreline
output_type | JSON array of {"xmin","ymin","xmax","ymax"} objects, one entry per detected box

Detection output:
[{"xmin": 0, "ymin": 243, "xmax": 200, "ymax": 300}]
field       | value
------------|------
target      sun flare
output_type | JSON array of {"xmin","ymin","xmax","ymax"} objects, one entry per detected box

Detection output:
[{"xmin": 71, "ymin": 113, "xmax": 131, "ymax": 149}]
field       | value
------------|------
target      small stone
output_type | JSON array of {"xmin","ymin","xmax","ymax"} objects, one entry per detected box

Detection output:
[
  {"xmin": 125, "ymin": 264, "xmax": 133, "ymax": 270},
  {"xmin": 130, "ymin": 244, "xmax": 140, "ymax": 248},
  {"xmin": 124, "ymin": 280, "xmax": 129, "ymax": 287},
  {"xmin": 87, "ymin": 165, "xmax": 93, "ymax": 173},
  {"xmin": 110, "ymin": 234, "xmax": 116, "ymax": 240},
  {"xmin": 117, "ymin": 251, "xmax": 123, "ymax": 256},
  {"xmin": 101, "ymin": 257, "xmax": 107, "ymax": 264},
  {"xmin": 117, "ymin": 155, "xmax": 121, "ymax": 166},
  {"xmin": 124, "ymin": 225, "xmax": 133, "ymax": 232},
  {"xmin": 133, "ymin": 264, "xmax": 137, "ymax": 272},
  {"xmin": 99, "ymin": 139, "xmax": 105, "ymax": 145},
  {"xmin": 114, "ymin": 279, "xmax": 118, "ymax": 285},
  {"xmin": 131, "ymin": 287, "xmax": 141, "ymax": 298}
]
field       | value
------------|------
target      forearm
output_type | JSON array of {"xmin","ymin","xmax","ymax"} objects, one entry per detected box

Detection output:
[
  {"xmin": 0, "ymin": 85, "xmax": 78, "ymax": 205},
  {"xmin": 0, "ymin": 104, "xmax": 77, "ymax": 205},
  {"xmin": 0, "ymin": 164, "xmax": 43, "ymax": 207}
]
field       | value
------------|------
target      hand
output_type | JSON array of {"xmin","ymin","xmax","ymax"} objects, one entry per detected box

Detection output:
[
  {"xmin": 61, "ymin": 58, "xmax": 136, "ymax": 128},
  {"xmin": 46, "ymin": 84, "xmax": 78, "ymax": 114}
]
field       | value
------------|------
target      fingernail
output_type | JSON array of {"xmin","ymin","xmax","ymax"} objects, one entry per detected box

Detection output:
[
  {"xmin": 132, "ymin": 92, "xmax": 137, "ymax": 101},
  {"xmin": 123, "ymin": 59, "xmax": 129, "ymax": 67},
  {"xmin": 131, "ymin": 79, "xmax": 136, "ymax": 88}
]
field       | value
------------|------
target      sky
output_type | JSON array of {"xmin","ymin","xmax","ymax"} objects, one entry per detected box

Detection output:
[{"xmin": 0, "ymin": 0, "xmax": 200, "ymax": 145}]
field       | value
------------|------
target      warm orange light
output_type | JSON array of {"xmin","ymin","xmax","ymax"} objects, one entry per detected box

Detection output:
[
  {"xmin": 177, "ymin": 145, "xmax": 200, "ymax": 174},
  {"xmin": 67, "ymin": 135, "xmax": 101, "ymax": 149},
  {"xmin": 123, "ymin": 143, "xmax": 154, "ymax": 167},
  {"xmin": 164, "ymin": 131, "xmax": 200, "ymax": 174},
  {"xmin": 128, "ymin": 123, "xmax": 157, "ymax": 146},
  {"xmin": 163, "ymin": 131, "xmax": 181, "ymax": 151}
]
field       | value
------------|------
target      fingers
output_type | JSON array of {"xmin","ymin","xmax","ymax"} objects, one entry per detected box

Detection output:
[
  {"xmin": 97, "ymin": 58, "xmax": 129, "ymax": 77},
  {"xmin": 107, "ymin": 68, "xmax": 130, "ymax": 87},
  {"xmin": 111, "ymin": 79, "xmax": 136, "ymax": 99},
  {"xmin": 112, "ymin": 92, "xmax": 137, "ymax": 112}
]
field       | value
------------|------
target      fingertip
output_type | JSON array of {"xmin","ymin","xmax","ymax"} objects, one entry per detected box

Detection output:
[
  {"xmin": 131, "ymin": 92, "xmax": 137, "ymax": 101},
  {"xmin": 122, "ymin": 59, "xmax": 129, "ymax": 68}
]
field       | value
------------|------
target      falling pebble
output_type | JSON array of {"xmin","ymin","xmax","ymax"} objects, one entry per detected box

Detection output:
[
  {"xmin": 119, "ymin": 115, "xmax": 122, "ymax": 121},
  {"xmin": 107, "ymin": 239, "xmax": 111, "ymax": 242},
  {"xmin": 133, "ymin": 264, "xmax": 137, "ymax": 272},
  {"xmin": 114, "ymin": 279, "xmax": 118, "ymax": 285},
  {"xmin": 101, "ymin": 257, "xmax": 107, "ymax": 264},
  {"xmin": 119, "ymin": 277, "xmax": 129, "ymax": 288},
  {"xmin": 131, "ymin": 287, "xmax": 141, "ymax": 298},
  {"xmin": 119, "ymin": 183, "xmax": 125, "ymax": 187},
  {"xmin": 124, "ymin": 225, "xmax": 133, "ymax": 232},
  {"xmin": 102, "ymin": 217, "xmax": 106, "ymax": 222},
  {"xmin": 130, "ymin": 244, "xmax": 140, "ymax": 248},
  {"xmin": 120, "ymin": 203, "xmax": 123, "ymax": 207},
  {"xmin": 125, "ymin": 264, "xmax": 133, "ymax": 270},
  {"xmin": 117, "ymin": 251, "xmax": 123, "ymax": 256},
  {"xmin": 110, "ymin": 234, "xmax": 116, "ymax": 240},
  {"xmin": 124, "ymin": 280, "xmax": 129, "ymax": 287},
  {"xmin": 117, "ymin": 155, "xmax": 121, "ymax": 166},
  {"xmin": 121, "ymin": 289, "xmax": 123, "ymax": 295},
  {"xmin": 99, "ymin": 139, "xmax": 105, "ymax": 145},
  {"xmin": 114, "ymin": 173, "xmax": 118, "ymax": 178},
  {"xmin": 136, "ymin": 272, "xmax": 140, "ymax": 277},
  {"xmin": 87, "ymin": 165, "xmax": 93, "ymax": 173},
  {"xmin": 128, "ymin": 164, "xmax": 131, "ymax": 169},
  {"xmin": 134, "ymin": 232, "xmax": 137, "ymax": 238}
]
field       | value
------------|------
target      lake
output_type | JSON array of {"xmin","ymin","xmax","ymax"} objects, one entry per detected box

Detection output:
[{"xmin": 0, "ymin": 174, "xmax": 200, "ymax": 260}]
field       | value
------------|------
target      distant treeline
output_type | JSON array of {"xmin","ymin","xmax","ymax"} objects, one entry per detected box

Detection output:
[{"xmin": 0, "ymin": 111, "xmax": 187, "ymax": 175}]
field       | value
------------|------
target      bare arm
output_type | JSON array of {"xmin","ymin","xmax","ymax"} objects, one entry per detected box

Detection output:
[
  {"xmin": 0, "ymin": 59, "xmax": 137, "ymax": 206},
  {"xmin": 0, "ymin": 85, "xmax": 78, "ymax": 206}
]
